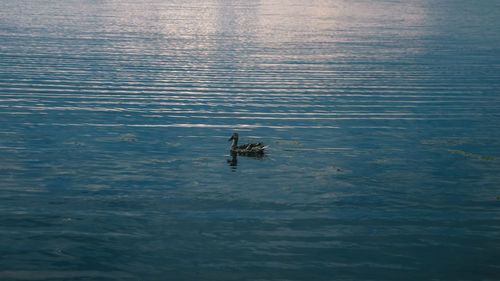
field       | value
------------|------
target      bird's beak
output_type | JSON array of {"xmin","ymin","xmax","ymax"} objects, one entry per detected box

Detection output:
[{"xmin": 228, "ymin": 136, "xmax": 233, "ymax": 141}]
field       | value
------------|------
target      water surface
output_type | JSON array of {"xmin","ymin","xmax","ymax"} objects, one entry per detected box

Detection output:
[{"xmin": 1, "ymin": 0, "xmax": 500, "ymax": 280}]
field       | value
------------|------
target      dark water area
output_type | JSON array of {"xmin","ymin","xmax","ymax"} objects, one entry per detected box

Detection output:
[{"xmin": 1, "ymin": 0, "xmax": 500, "ymax": 280}]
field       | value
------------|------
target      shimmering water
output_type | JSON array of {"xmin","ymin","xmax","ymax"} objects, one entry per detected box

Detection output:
[{"xmin": 1, "ymin": 0, "xmax": 500, "ymax": 280}]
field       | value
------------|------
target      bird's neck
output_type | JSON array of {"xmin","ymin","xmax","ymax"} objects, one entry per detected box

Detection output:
[{"xmin": 231, "ymin": 138, "xmax": 238, "ymax": 149}]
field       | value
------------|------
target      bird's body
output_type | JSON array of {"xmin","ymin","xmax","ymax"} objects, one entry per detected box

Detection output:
[{"xmin": 228, "ymin": 133, "xmax": 267, "ymax": 156}]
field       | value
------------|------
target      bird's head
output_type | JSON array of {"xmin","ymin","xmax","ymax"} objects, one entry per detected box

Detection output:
[{"xmin": 228, "ymin": 133, "xmax": 239, "ymax": 141}]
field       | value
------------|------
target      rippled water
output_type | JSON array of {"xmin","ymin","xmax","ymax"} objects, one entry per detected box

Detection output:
[{"xmin": 1, "ymin": 0, "xmax": 500, "ymax": 280}]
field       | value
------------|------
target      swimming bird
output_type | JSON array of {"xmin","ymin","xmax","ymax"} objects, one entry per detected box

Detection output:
[{"xmin": 228, "ymin": 133, "xmax": 267, "ymax": 156}]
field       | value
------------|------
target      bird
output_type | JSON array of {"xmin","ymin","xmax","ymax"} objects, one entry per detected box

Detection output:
[{"xmin": 228, "ymin": 133, "xmax": 267, "ymax": 156}]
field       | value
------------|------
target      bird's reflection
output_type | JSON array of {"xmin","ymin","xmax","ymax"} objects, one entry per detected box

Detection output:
[
  {"xmin": 227, "ymin": 152, "xmax": 238, "ymax": 170},
  {"xmin": 226, "ymin": 151, "xmax": 266, "ymax": 170}
]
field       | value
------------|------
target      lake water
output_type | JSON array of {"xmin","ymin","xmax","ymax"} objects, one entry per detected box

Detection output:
[{"xmin": 1, "ymin": 0, "xmax": 500, "ymax": 280}]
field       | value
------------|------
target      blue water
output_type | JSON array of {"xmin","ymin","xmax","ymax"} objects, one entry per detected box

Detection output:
[{"xmin": 1, "ymin": 0, "xmax": 500, "ymax": 280}]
